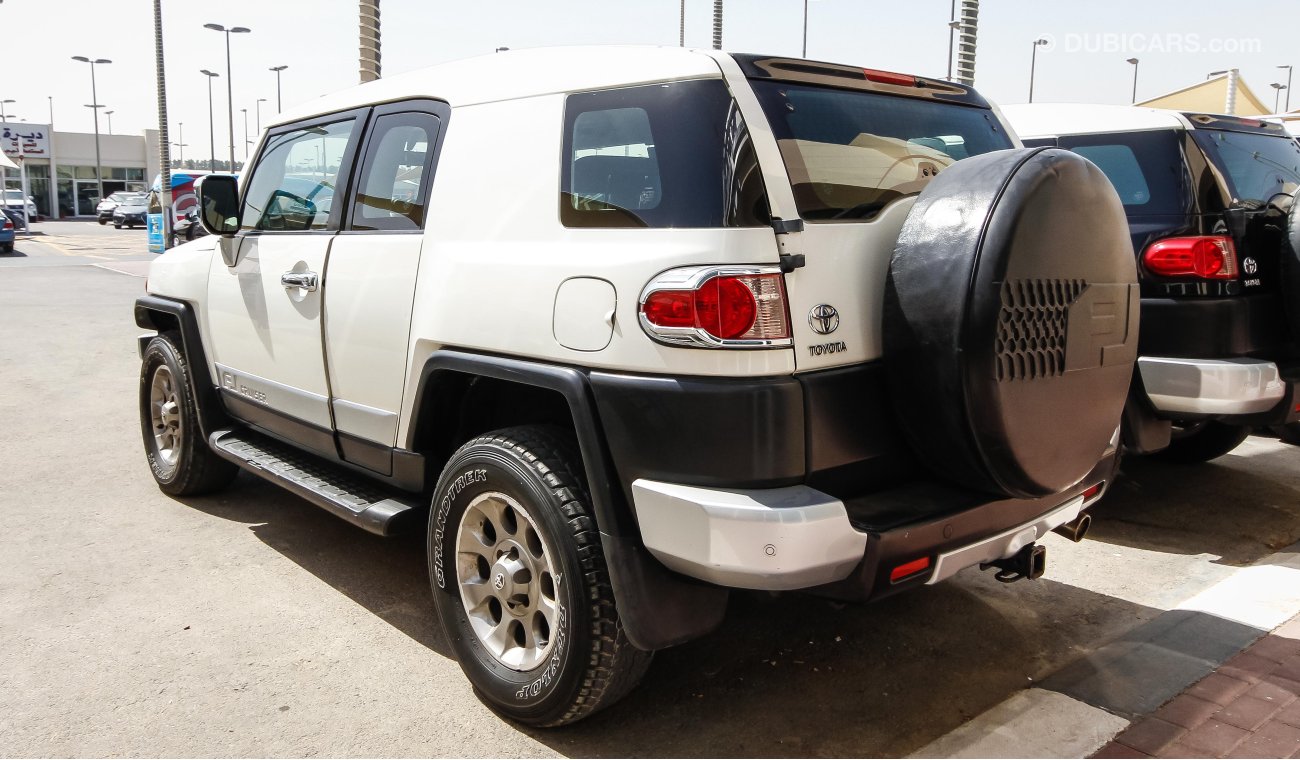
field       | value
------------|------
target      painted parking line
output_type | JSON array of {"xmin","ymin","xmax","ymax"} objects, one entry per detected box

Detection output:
[
  {"xmin": 94, "ymin": 261, "xmax": 151, "ymax": 278},
  {"xmin": 915, "ymin": 541, "xmax": 1300, "ymax": 758}
]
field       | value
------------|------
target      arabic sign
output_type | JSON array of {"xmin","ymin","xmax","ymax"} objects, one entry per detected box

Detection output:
[{"xmin": 0, "ymin": 123, "xmax": 51, "ymax": 159}]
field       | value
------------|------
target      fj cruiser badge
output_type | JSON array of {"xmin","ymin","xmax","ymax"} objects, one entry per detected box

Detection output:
[{"xmin": 809, "ymin": 304, "xmax": 840, "ymax": 335}]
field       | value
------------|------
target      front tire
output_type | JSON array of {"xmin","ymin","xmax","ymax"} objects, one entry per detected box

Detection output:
[
  {"xmin": 1156, "ymin": 421, "xmax": 1251, "ymax": 463},
  {"xmin": 428, "ymin": 426, "xmax": 651, "ymax": 726},
  {"xmin": 98, "ymin": 218, "xmax": 107, "ymax": 225},
  {"xmin": 114, "ymin": 223, "xmax": 121, "ymax": 229},
  {"xmin": 138, "ymin": 333, "xmax": 238, "ymax": 496}
]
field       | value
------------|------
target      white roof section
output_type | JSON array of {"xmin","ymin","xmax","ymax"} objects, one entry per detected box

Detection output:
[
  {"xmin": 270, "ymin": 45, "xmax": 725, "ymax": 128},
  {"xmin": 999, "ymin": 103, "xmax": 1192, "ymax": 138}
]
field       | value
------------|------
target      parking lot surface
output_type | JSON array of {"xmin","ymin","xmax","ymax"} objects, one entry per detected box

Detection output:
[{"xmin": 2, "ymin": 226, "xmax": 1299, "ymax": 757}]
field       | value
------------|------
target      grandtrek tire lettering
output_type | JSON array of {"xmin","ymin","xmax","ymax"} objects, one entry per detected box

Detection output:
[
  {"xmin": 432, "ymin": 468, "xmax": 488, "ymax": 589},
  {"xmin": 808, "ymin": 341, "xmax": 848, "ymax": 356}
]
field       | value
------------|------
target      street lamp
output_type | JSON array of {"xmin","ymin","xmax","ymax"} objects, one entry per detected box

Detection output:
[
  {"xmin": 71, "ymin": 56, "xmax": 112, "ymax": 205},
  {"xmin": 801, "ymin": 0, "xmax": 808, "ymax": 58},
  {"xmin": 0, "ymin": 99, "xmax": 14, "ymax": 194},
  {"xmin": 255, "ymin": 98, "xmax": 267, "ymax": 133},
  {"xmin": 1028, "ymin": 38, "xmax": 1049, "ymax": 103},
  {"xmin": 204, "ymin": 23, "xmax": 251, "ymax": 170},
  {"xmin": 1271, "ymin": 83, "xmax": 1288, "ymax": 114},
  {"xmin": 105, "ymin": 109, "xmax": 115, "ymax": 135},
  {"xmin": 1279, "ymin": 65, "xmax": 1294, "ymax": 112},
  {"xmin": 269, "ymin": 65, "xmax": 287, "ymax": 113},
  {"xmin": 200, "ymin": 69, "xmax": 219, "ymax": 170},
  {"xmin": 1126, "ymin": 58, "xmax": 1139, "ymax": 104},
  {"xmin": 240, "ymin": 107, "xmax": 249, "ymax": 163}
]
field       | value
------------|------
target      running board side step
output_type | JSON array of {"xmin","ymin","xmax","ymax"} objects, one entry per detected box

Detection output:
[{"xmin": 208, "ymin": 428, "xmax": 420, "ymax": 536}]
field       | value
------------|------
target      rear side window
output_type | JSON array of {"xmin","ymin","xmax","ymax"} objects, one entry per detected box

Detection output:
[
  {"xmin": 561, "ymin": 80, "xmax": 769, "ymax": 228},
  {"xmin": 1058, "ymin": 130, "xmax": 1188, "ymax": 216},
  {"xmin": 749, "ymin": 80, "xmax": 1013, "ymax": 221},
  {"xmin": 350, "ymin": 111, "xmax": 440, "ymax": 231}
]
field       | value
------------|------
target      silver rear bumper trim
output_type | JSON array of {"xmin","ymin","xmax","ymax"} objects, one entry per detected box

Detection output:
[
  {"xmin": 926, "ymin": 495, "xmax": 1086, "ymax": 585},
  {"xmin": 1138, "ymin": 357, "xmax": 1285, "ymax": 416}
]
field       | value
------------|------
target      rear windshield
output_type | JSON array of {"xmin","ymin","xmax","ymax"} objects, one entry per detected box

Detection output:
[
  {"xmin": 749, "ymin": 80, "xmax": 1013, "ymax": 220},
  {"xmin": 1191, "ymin": 129, "xmax": 1300, "ymax": 204},
  {"xmin": 1057, "ymin": 130, "xmax": 1188, "ymax": 216}
]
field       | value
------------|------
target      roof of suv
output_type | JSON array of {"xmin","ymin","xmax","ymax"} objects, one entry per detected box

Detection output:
[
  {"xmin": 1004, "ymin": 103, "xmax": 1291, "ymax": 139},
  {"xmin": 270, "ymin": 46, "xmax": 725, "ymax": 128}
]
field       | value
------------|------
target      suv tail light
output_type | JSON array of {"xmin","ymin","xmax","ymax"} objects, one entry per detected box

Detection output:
[
  {"xmin": 1142, "ymin": 236, "xmax": 1238, "ymax": 280},
  {"xmin": 639, "ymin": 266, "xmax": 792, "ymax": 348}
]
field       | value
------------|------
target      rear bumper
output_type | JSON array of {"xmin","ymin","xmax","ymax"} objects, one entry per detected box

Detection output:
[
  {"xmin": 630, "ymin": 467, "xmax": 1109, "ymax": 593},
  {"xmin": 1138, "ymin": 356, "xmax": 1287, "ymax": 416}
]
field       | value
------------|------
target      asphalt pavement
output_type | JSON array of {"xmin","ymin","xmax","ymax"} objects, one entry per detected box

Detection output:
[{"xmin": 2, "ymin": 222, "xmax": 1299, "ymax": 757}]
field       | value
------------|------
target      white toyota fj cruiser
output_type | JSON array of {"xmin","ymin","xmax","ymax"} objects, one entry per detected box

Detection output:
[{"xmin": 136, "ymin": 46, "xmax": 1139, "ymax": 725}]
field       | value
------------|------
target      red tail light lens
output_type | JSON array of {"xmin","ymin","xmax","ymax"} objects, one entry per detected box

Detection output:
[
  {"xmin": 640, "ymin": 270, "xmax": 791, "ymax": 347},
  {"xmin": 1, "ymin": 219, "xmax": 11, "ymax": 230},
  {"xmin": 1142, "ymin": 236, "xmax": 1237, "ymax": 279}
]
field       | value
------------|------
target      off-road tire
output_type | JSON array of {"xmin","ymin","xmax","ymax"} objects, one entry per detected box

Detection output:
[
  {"xmin": 138, "ymin": 333, "xmax": 238, "ymax": 496},
  {"xmin": 428, "ymin": 425, "xmax": 652, "ymax": 726},
  {"xmin": 1156, "ymin": 421, "xmax": 1251, "ymax": 463}
]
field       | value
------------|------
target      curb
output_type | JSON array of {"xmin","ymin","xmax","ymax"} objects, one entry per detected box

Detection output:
[{"xmin": 912, "ymin": 542, "xmax": 1300, "ymax": 758}]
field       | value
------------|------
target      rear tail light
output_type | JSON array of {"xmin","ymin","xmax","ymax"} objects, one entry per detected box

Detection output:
[
  {"xmin": 640, "ymin": 267, "xmax": 792, "ymax": 348},
  {"xmin": 1, "ymin": 219, "xmax": 11, "ymax": 230},
  {"xmin": 1142, "ymin": 236, "xmax": 1237, "ymax": 280}
]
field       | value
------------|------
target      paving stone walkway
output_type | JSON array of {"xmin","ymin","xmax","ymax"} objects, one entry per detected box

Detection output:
[{"xmin": 1094, "ymin": 614, "xmax": 1300, "ymax": 758}]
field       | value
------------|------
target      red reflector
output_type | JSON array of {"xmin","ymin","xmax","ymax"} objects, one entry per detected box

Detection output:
[
  {"xmin": 890, "ymin": 556, "xmax": 931, "ymax": 583},
  {"xmin": 1083, "ymin": 482, "xmax": 1103, "ymax": 501},
  {"xmin": 863, "ymin": 68, "xmax": 917, "ymax": 86},
  {"xmin": 1143, "ymin": 236, "xmax": 1237, "ymax": 280}
]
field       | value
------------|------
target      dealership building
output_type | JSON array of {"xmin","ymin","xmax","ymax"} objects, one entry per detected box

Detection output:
[{"xmin": 1, "ymin": 122, "xmax": 161, "ymax": 218}]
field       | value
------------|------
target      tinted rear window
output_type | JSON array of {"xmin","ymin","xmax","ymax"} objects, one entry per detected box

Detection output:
[
  {"xmin": 560, "ymin": 79, "xmax": 769, "ymax": 228},
  {"xmin": 1191, "ymin": 129, "xmax": 1300, "ymax": 204},
  {"xmin": 1057, "ymin": 130, "xmax": 1188, "ymax": 216},
  {"xmin": 749, "ymin": 80, "xmax": 1012, "ymax": 221}
]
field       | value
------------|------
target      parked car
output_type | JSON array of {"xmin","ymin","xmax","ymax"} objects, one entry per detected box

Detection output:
[
  {"xmin": 0, "ymin": 212, "xmax": 14, "ymax": 253},
  {"xmin": 1005, "ymin": 104, "xmax": 1300, "ymax": 461},
  {"xmin": 136, "ymin": 47, "xmax": 1139, "ymax": 726},
  {"xmin": 2, "ymin": 206, "xmax": 27, "ymax": 231},
  {"xmin": 97, "ymin": 192, "xmax": 132, "ymax": 225},
  {"xmin": 2, "ymin": 189, "xmax": 37, "ymax": 220},
  {"xmin": 112, "ymin": 192, "xmax": 149, "ymax": 229}
]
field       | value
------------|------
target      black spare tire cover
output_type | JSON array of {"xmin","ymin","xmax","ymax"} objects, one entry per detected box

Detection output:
[{"xmin": 884, "ymin": 147, "xmax": 1139, "ymax": 499}]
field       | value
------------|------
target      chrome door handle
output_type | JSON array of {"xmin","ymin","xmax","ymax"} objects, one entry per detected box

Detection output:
[{"xmin": 281, "ymin": 271, "xmax": 318, "ymax": 292}]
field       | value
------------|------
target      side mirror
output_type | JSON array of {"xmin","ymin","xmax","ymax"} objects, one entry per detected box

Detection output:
[{"xmin": 196, "ymin": 174, "xmax": 241, "ymax": 238}]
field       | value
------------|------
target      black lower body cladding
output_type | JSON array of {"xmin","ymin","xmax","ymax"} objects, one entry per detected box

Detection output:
[{"xmin": 884, "ymin": 147, "xmax": 1140, "ymax": 499}]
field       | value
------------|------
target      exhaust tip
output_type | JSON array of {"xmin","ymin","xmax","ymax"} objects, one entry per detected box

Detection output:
[{"xmin": 1052, "ymin": 513, "xmax": 1091, "ymax": 543}]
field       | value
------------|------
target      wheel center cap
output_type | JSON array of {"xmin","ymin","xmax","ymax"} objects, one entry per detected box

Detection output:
[{"xmin": 493, "ymin": 572, "xmax": 506, "ymax": 591}]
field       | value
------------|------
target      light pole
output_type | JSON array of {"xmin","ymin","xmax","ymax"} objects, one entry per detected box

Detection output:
[
  {"xmin": 173, "ymin": 122, "xmax": 187, "ymax": 165},
  {"xmin": 105, "ymin": 109, "xmax": 114, "ymax": 135},
  {"xmin": 1280, "ymin": 65, "xmax": 1294, "ymax": 112},
  {"xmin": 1272, "ymin": 83, "xmax": 1288, "ymax": 114},
  {"xmin": 240, "ymin": 107, "xmax": 249, "ymax": 163},
  {"xmin": 1126, "ymin": 58, "xmax": 1139, "ymax": 104},
  {"xmin": 72, "ymin": 56, "xmax": 111, "ymax": 205},
  {"xmin": 255, "ymin": 98, "xmax": 266, "ymax": 133},
  {"xmin": 0, "ymin": 99, "xmax": 13, "ymax": 195},
  {"xmin": 679, "ymin": 0, "xmax": 685, "ymax": 46},
  {"xmin": 269, "ymin": 65, "xmax": 287, "ymax": 113},
  {"xmin": 801, "ymin": 0, "xmax": 808, "ymax": 57},
  {"xmin": 200, "ymin": 69, "xmax": 219, "ymax": 169},
  {"xmin": 204, "ymin": 23, "xmax": 251, "ymax": 170},
  {"xmin": 1028, "ymin": 38, "xmax": 1048, "ymax": 103}
]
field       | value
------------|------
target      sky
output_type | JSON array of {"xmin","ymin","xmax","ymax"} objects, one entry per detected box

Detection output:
[{"xmin": 1, "ymin": 0, "xmax": 1297, "ymax": 157}]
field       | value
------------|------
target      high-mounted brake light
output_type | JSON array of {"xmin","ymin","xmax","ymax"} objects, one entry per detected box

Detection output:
[
  {"xmin": 640, "ymin": 267, "xmax": 792, "ymax": 348},
  {"xmin": 1142, "ymin": 236, "xmax": 1237, "ymax": 280},
  {"xmin": 862, "ymin": 68, "xmax": 917, "ymax": 87}
]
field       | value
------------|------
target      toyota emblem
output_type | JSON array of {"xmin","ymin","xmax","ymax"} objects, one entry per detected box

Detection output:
[
  {"xmin": 809, "ymin": 304, "xmax": 840, "ymax": 335},
  {"xmin": 493, "ymin": 573, "xmax": 505, "ymax": 590},
  {"xmin": 1243, "ymin": 257, "xmax": 1259, "ymax": 275}
]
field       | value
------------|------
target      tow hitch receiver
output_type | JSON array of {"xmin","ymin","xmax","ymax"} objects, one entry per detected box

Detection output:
[{"xmin": 981, "ymin": 543, "xmax": 1047, "ymax": 583}]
